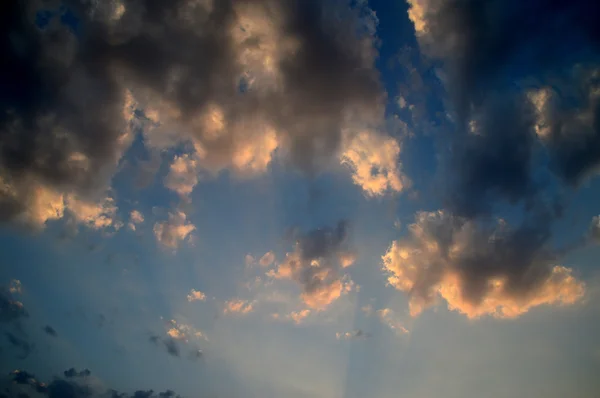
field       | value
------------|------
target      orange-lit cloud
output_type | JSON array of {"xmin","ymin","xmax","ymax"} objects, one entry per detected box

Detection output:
[
  {"xmin": 153, "ymin": 211, "xmax": 195, "ymax": 249},
  {"xmin": 187, "ymin": 289, "xmax": 206, "ymax": 302},
  {"xmin": 267, "ymin": 222, "xmax": 356, "ymax": 310},
  {"xmin": 383, "ymin": 211, "xmax": 585, "ymax": 319},
  {"xmin": 224, "ymin": 299, "xmax": 254, "ymax": 315},
  {"xmin": 341, "ymin": 130, "xmax": 409, "ymax": 197}
]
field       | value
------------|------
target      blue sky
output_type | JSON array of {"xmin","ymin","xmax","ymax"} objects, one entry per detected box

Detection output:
[{"xmin": 1, "ymin": 0, "xmax": 600, "ymax": 397}]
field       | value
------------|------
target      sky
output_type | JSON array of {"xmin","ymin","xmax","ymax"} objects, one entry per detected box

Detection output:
[{"xmin": 1, "ymin": 0, "xmax": 600, "ymax": 397}]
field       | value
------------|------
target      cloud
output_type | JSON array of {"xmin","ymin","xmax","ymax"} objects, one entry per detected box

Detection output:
[
  {"xmin": 8, "ymin": 368, "xmax": 181, "ymax": 398},
  {"xmin": 63, "ymin": 368, "xmax": 91, "ymax": 378},
  {"xmin": 149, "ymin": 334, "xmax": 180, "ymax": 358},
  {"xmin": 0, "ymin": 285, "xmax": 28, "ymax": 323},
  {"xmin": 0, "ymin": 0, "xmax": 389, "ymax": 228},
  {"xmin": 128, "ymin": 210, "xmax": 144, "ymax": 231},
  {"xmin": 245, "ymin": 254, "xmax": 256, "ymax": 266},
  {"xmin": 258, "ymin": 251, "xmax": 275, "ymax": 267},
  {"xmin": 164, "ymin": 154, "xmax": 199, "ymax": 198},
  {"xmin": 376, "ymin": 308, "xmax": 409, "ymax": 335},
  {"xmin": 335, "ymin": 329, "xmax": 370, "ymax": 340},
  {"xmin": 9, "ymin": 279, "xmax": 22, "ymax": 294},
  {"xmin": 153, "ymin": 211, "xmax": 195, "ymax": 249},
  {"xmin": 42, "ymin": 325, "xmax": 57, "ymax": 337},
  {"xmin": 5, "ymin": 332, "xmax": 33, "ymax": 359},
  {"xmin": 382, "ymin": 211, "xmax": 585, "ymax": 319},
  {"xmin": 340, "ymin": 130, "xmax": 409, "ymax": 197},
  {"xmin": 223, "ymin": 299, "xmax": 254, "ymax": 315},
  {"xmin": 406, "ymin": 0, "xmax": 600, "ymax": 214},
  {"xmin": 186, "ymin": 289, "xmax": 206, "ymax": 302},
  {"xmin": 267, "ymin": 221, "xmax": 356, "ymax": 310},
  {"xmin": 288, "ymin": 309, "xmax": 311, "ymax": 324}
]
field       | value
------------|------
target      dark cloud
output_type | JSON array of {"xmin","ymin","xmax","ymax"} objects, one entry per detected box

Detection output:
[
  {"xmin": 9, "ymin": 368, "xmax": 181, "ymax": 398},
  {"xmin": 188, "ymin": 349, "xmax": 203, "ymax": 361},
  {"xmin": 0, "ymin": 0, "xmax": 385, "ymax": 227},
  {"xmin": 132, "ymin": 391, "xmax": 153, "ymax": 398},
  {"xmin": 42, "ymin": 325, "xmax": 57, "ymax": 337},
  {"xmin": 446, "ymin": 91, "xmax": 540, "ymax": 217},
  {"xmin": 63, "ymin": 368, "xmax": 91, "ymax": 379},
  {"xmin": 5, "ymin": 332, "xmax": 33, "ymax": 359},
  {"xmin": 149, "ymin": 334, "xmax": 179, "ymax": 357},
  {"xmin": 0, "ymin": 288, "xmax": 28, "ymax": 323},
  {"xmin": 407, "ymin": 0, "xmax": 600, "ymax": 214}
]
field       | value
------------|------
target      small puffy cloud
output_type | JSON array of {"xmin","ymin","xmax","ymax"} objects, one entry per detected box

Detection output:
[
  {"xmin": 9, "ymin": 279, "xmax": 22, "ymax": 294},
  {"xmin": 153, "ymin": 211, "xmax": 195, "ymax": 249},
  {"xmin": 259, "ymin": 251, "xmax": 275, "ymax": 267},
  {"xmin": 288, "ymin": 309, "xmax": 311, "ymax": 324},
  {"xmin": 361, "ymin": 304, "xmax": 373, "ymax": 316},
  {"xmin": 336, "ymin": 329, "xmax": 369, "ymax": 340},
  {"xmin": 63, "ymin": 368, "xmax": 91, "ymax": 378},
  {"xmin": 128, "ymin": 210, "xmax": 144, "ymax": 231},
  {"xmin": 245, "ymin": 254, "xmax": 256, "ymax": 266},
  {"xmin": 377, "ymin": 308, "xmax": 409, "ymax": 335},
  {"xmin": 341, "ymin": 130, "xmax": 409, "ymax": 197},
  {"xmin": 267, "ymin": 221, "xmax": 356, "ymax": 310},
  {"xmin": 383, "ymin": 211, "xmax": 586, "ymax": 319},
  {"xmin": 163, "ymin": 318, "xmax": 207, "ymax": 343},
  {"xmin": 164, "ymin": 154, "xmax": 199, "ymax": 198},
  {"xmin": 223, "ymin": 299, "xmax": 254, "ymax": 315},
  {"xmin": 167, "ymin": 328, "xmax": 185, "ymax": 340},
  {"xmin": 186, "ymin": 289, "xmax": 206, "ymax": 302},
  {"xmin": 1, "ymin": 284, "xmax": 28, "ymax": 323},
  {"xmin": 43, "ymin": 325, "xmax": 57, "ymax": 337}
]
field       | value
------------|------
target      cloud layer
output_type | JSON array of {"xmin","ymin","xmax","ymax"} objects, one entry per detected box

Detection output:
[{"xmin": 0, "ymin": 0, "xmax": 393, "ymax": 230}]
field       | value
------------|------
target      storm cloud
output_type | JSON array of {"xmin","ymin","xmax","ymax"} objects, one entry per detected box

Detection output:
[
  {"xmin": 406, "ymin": 0, "xmax": 600, "ymax": 215},
  {"xmin": 0, "ymin": 0, "xmax": 390, "ymax": 229}
]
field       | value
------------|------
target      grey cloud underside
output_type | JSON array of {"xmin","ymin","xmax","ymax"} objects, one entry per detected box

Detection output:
[
  {"xmin": 0, "ymin": 0, "xmax": 384, "ymax": 224},
  {"xmin": 415, "ymin": 0, "xmax": 600, "ymax": 216},
  {"xmin": 6, "ymin": 368, "xmax": 182, "ymax": 398}
]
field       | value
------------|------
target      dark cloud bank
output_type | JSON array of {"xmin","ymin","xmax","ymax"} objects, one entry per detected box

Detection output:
[
  {"xmin": 2, "ymin": 368, "xmax": 182, "ymax": 398},
  {"xmin": 0, "ymin": 0, "xmax": 384, "ymax": 226},
  {"xmin": 378, "ymin": 0, "xmax": 600, "ymax": 318},
  {"xmin": 406, "ymin": 0, "xmax": 600, "ymax": 216}
]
